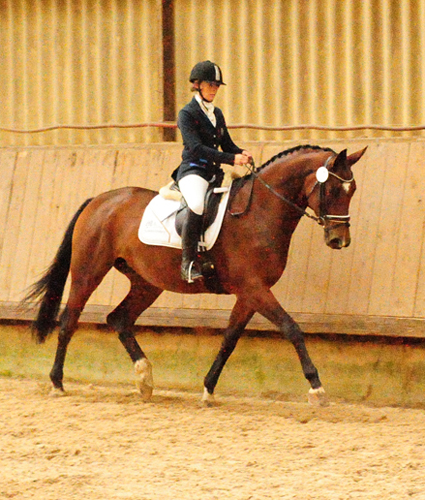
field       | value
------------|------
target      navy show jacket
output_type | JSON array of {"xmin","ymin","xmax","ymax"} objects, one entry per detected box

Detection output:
[{"xmin": 172, "ymin": 97, "xmax": 243, "ymax": 182}]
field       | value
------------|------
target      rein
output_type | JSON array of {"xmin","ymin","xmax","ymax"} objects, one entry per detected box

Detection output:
[{"xmin": 231, "ymin": 155, "xmax": 354, "ymax": 227}]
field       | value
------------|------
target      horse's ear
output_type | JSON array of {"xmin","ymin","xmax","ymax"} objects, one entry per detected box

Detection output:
[
  {"xmin": 333, "ymin": 149, "xmax": 347, "ymax": 170},
  {"xmin": 347, "ymin": 146, "xmax": 368, "ymax": 167}
]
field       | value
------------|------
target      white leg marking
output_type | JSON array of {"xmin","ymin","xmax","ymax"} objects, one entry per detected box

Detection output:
[
  {"xmin": 202, "ymin": 387, "xmax": 216, "ymax": 406},
  {"xmin": 308, "ymin": 386, "xmax": 329, "ymax": 407},
  {"xmin": 134, "ymin": 358, "xmax": 154, "ymax": 401}
]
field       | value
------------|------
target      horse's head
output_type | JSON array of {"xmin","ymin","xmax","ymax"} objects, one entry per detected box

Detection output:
[{"xmin": 305, "ymin": 147, "xmax": 367, "ymax": 249}]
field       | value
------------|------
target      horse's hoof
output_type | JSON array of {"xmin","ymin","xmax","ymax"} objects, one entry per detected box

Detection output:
[
  {"xmin": 49, "ymin": 386, "xmax": 66, "ymax": 397},
  {"xmin": 308, "ymin": 387, "xmax": 329, "ymax": 407},
  {"xmin": 136, "ymin": 381, "xmax": 153, "ymax": 401},
  {"xmin": 134, "ymin": 358, "xmax": 154, "ymax": 401},
  {"xmin": 201, "ymin": 388, "xmax": 216, "ymax": 407}
]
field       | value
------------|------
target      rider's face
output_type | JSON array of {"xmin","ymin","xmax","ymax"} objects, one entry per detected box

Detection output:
[{"xmin": 198, "ymin": 81, "xmax": 220, "ymax": 102}]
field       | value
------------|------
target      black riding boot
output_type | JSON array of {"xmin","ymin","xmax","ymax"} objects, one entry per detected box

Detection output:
[{"xmin": 181, "ymin": 209, "xmax": 203, "ymax": 283}]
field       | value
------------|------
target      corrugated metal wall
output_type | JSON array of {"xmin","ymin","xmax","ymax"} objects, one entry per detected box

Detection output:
[
  {"xmin": 175, "ymin": 0, "xmax": 425, "ymax": 142},
  {"xmin": 0, "ymin": 0, "xmax": 163, "ymax": 146},
  {"xmin": 1, "ymin": 0, "xmax": 425, "ymax": 146}
]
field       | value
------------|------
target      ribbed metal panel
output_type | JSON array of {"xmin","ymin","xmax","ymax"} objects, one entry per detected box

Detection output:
[
  {"xmin": 0, "ymin": 0, "xmax": 163, "ymax": 146},
  {"xmin": 2, "ymin": 0, "xmax": 425, "ymax": 146},
  {"xmin": 174, "ymin": 0, "xmax": 425, "ymax": 142}
]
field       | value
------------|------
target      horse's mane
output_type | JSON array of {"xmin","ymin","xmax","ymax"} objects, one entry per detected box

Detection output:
[
  {"xmin": 258, "ymin": 144, "xmax": 336, "ymax": 171},
  {"xmin": 231, "ymin": 144, "xmax": 337, "ymax": 192}
]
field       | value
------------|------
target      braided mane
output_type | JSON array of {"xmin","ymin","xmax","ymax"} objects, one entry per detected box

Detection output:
[
  {"xmin": 231, "ymin": 144, "xmax": 337, "ymax": 192},
  {"xmin": 258, "ymin": 144, "xmax": 336, "ymax": 171}
]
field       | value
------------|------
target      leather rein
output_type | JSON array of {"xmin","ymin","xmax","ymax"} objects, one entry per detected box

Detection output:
[{"xmin": 230, "ymin": 155, "xmax": 354, "ymax": 228}]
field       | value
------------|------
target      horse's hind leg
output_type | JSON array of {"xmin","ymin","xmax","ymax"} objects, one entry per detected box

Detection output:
[
  {"xmin": 50, "ymin": 277, "xmax": 107, "ymax": 395},
  {"xmin": 49, "ymin": 306, "xmax": 78, "ymax": 395},
  {"xmin": 107, "ymin": 259, "xmax": 162, "ymax": 400}
]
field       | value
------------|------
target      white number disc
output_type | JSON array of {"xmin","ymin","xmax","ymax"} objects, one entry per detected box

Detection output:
[{"xmin": 316, "ymin": 166, "xmax": 329, "ymax": 183}]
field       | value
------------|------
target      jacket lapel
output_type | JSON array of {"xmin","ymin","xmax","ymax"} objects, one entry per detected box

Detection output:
[{"xmin": 190, "ymin": 97, "xmax": 217, "ymax": 131}]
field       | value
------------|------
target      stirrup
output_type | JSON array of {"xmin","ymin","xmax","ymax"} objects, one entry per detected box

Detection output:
[{"xmin": 181, "ymin": 260, "xmax": 203, "ymax": 283}]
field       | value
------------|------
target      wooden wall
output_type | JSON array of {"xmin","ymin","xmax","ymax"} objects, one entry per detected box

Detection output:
[{"xmin": 1, "ymin": 138, "xmax": 425, "ymax": 337}]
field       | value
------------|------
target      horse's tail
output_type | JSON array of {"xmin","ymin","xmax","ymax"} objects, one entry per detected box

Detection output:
[{"xmin": 21, "ymin": 198, "xmax": 93, "ymax": 343}]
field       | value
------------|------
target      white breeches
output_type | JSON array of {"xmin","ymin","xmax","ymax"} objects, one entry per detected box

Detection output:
[{"xmin": 178, "ymin": 174, "xmax": 209, "ymax": 215}]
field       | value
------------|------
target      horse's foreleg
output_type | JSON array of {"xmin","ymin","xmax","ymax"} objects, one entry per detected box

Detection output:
[
  {"xmin": 251, "ymin": 290, "xmax": 327, "ymax": 406},
  {"xmin": 107, "ymin": 268, "xmax": 162, "ymax": 401},
  {"xmin": 203, "ymin": 298, "xmax": 255, "ymax": 405}
]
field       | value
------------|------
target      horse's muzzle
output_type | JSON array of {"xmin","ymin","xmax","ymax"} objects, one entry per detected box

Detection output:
[{"xmin": 324, "ymin": 223, "xmax": 351, "ymax": 249}]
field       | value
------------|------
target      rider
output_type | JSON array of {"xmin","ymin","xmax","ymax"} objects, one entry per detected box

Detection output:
[{"xmin": 172, "ymin": 60, "xmax": 253, "ymax": 283}]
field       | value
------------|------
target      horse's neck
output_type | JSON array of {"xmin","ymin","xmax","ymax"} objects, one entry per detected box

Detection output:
[{"xmin": 261, "ymin": 160, "xmax": 310, "ymax": 211}]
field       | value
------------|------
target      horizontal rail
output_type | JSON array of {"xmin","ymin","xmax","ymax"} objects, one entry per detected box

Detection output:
[
  {"xmin": 2, "ymin": 122, "xmax": 425, "ymax": 134},
  {"xmin": 3, "ymin": 301, "xmax": 425, "ymax": 338}
]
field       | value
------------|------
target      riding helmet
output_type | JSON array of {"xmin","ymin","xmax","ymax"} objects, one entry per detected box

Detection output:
[{"xmin": 189, "ymin": 61, "xmax": 226, "ymax": 85}]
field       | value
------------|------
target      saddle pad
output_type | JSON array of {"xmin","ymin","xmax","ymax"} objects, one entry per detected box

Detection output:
[{"xmin": 138, "ymin": 186, "xmax": 231, "ymax": 250}]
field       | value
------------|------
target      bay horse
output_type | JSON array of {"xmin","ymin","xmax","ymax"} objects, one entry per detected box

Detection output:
[{"xmin": 22, "ymin": 144, "xmax": 366, "ymax": 406}]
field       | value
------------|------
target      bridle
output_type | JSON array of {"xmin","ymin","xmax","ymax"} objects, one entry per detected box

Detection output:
[
  {"xmin": 305, "ymin": 155, "xmax": 354, "ymax": 229},
  {"xmin": 236, "ymin": 155, "xmax": 354, "ymax": 228}
]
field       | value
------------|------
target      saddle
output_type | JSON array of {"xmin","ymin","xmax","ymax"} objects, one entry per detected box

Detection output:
[
  {"xmin": 139, "ymin": 169, "xmax": 252, "ymax": 247},
  {"xmin": 138, "ymin": 170, "xmax": 252, "ymax": 291},
  {"xmin": 158, "ymin": 170, "xmax": 241, "ymax": 244}
]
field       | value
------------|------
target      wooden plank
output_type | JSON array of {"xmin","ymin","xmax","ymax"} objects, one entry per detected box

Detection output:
[
  {"xmin": 26, "ymin": 150, "xmax": 59, "ymax": 287},
  {"xmin": 45, "ymin": 150, "xmax": 78, "ymax": 254},
  {"xmin": 0, "ymin": 151, "xmax": 31, "ymax": 301},
  {"xmin": 154, "ymin": 291, "xmax": 184, "ymax": 310},
  {"xmin": 111, "ymin": 148, "xmax": 136, "ymax": 189},
  {"xmin": 390, "ymin": 141, "xmax": 425, "ymax": 316},
  {"xmin": 3, "ymin": 300, "xmax": 425, "ymax": 338},
  {"xmin": 414, "ymin": 159, "xmax": 425, "ymax": 316},
  {"xmin": 0, "ymin": 151, "xmax": 17, "ymax": 258},
  {"xmin": 368, "ymin": 142, "xmax": 411, "ymax": 316},
  {"xmin": 9, "ymin": 150, "xmax": 45, "ymax": 301},
  {"xmin": 44, "ymin": 149, "xmax": 83, "ymax": 304}
]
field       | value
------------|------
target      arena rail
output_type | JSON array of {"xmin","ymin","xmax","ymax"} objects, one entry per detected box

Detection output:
[{"xmin": 2, "ymin": 122, "xmax": 425, "ymax": 134}]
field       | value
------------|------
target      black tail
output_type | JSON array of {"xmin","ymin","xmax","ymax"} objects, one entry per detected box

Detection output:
[{"xmin": 21, "ymin": 198, "xmax": 93, "ymax": 343}]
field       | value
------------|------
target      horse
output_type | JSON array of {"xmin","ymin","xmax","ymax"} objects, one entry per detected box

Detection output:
[{"xmin": 22, "ymin": 144, "xmax": 367, "ymax": 406}]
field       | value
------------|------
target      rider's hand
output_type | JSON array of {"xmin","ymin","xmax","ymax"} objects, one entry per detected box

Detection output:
[{"xmin": 234, "ymin": 152, "xmax": 253, "ymax": 166}]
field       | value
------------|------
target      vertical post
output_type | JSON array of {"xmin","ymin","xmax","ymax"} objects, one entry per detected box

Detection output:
[{"xmin": 162, "ymin": 0, "xmax": 176, "ymax": 141}]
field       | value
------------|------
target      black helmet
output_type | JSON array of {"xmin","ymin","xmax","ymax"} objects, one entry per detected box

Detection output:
[{"xmin": 189, "ymin": 61, "xmax": 226, "ymax": 85}]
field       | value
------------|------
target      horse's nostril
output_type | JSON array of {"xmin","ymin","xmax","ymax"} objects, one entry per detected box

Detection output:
[
  {"xmin": 329, "ymin": 238, "xmax": 343, "ymax": 249},
  {"xmin": 328, "ymin": 236, "xmax": 351, "ymax": 249}
]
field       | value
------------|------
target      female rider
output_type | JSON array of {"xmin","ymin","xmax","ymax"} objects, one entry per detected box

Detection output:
[{"xmin": 172, "ymin": 60, "xmax": 252, "ymax": 283}]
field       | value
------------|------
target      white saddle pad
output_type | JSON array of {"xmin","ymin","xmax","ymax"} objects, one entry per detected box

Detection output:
[{"xmin": 138, "ymin": 186, "xmax": 231, "ymax": 250}]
